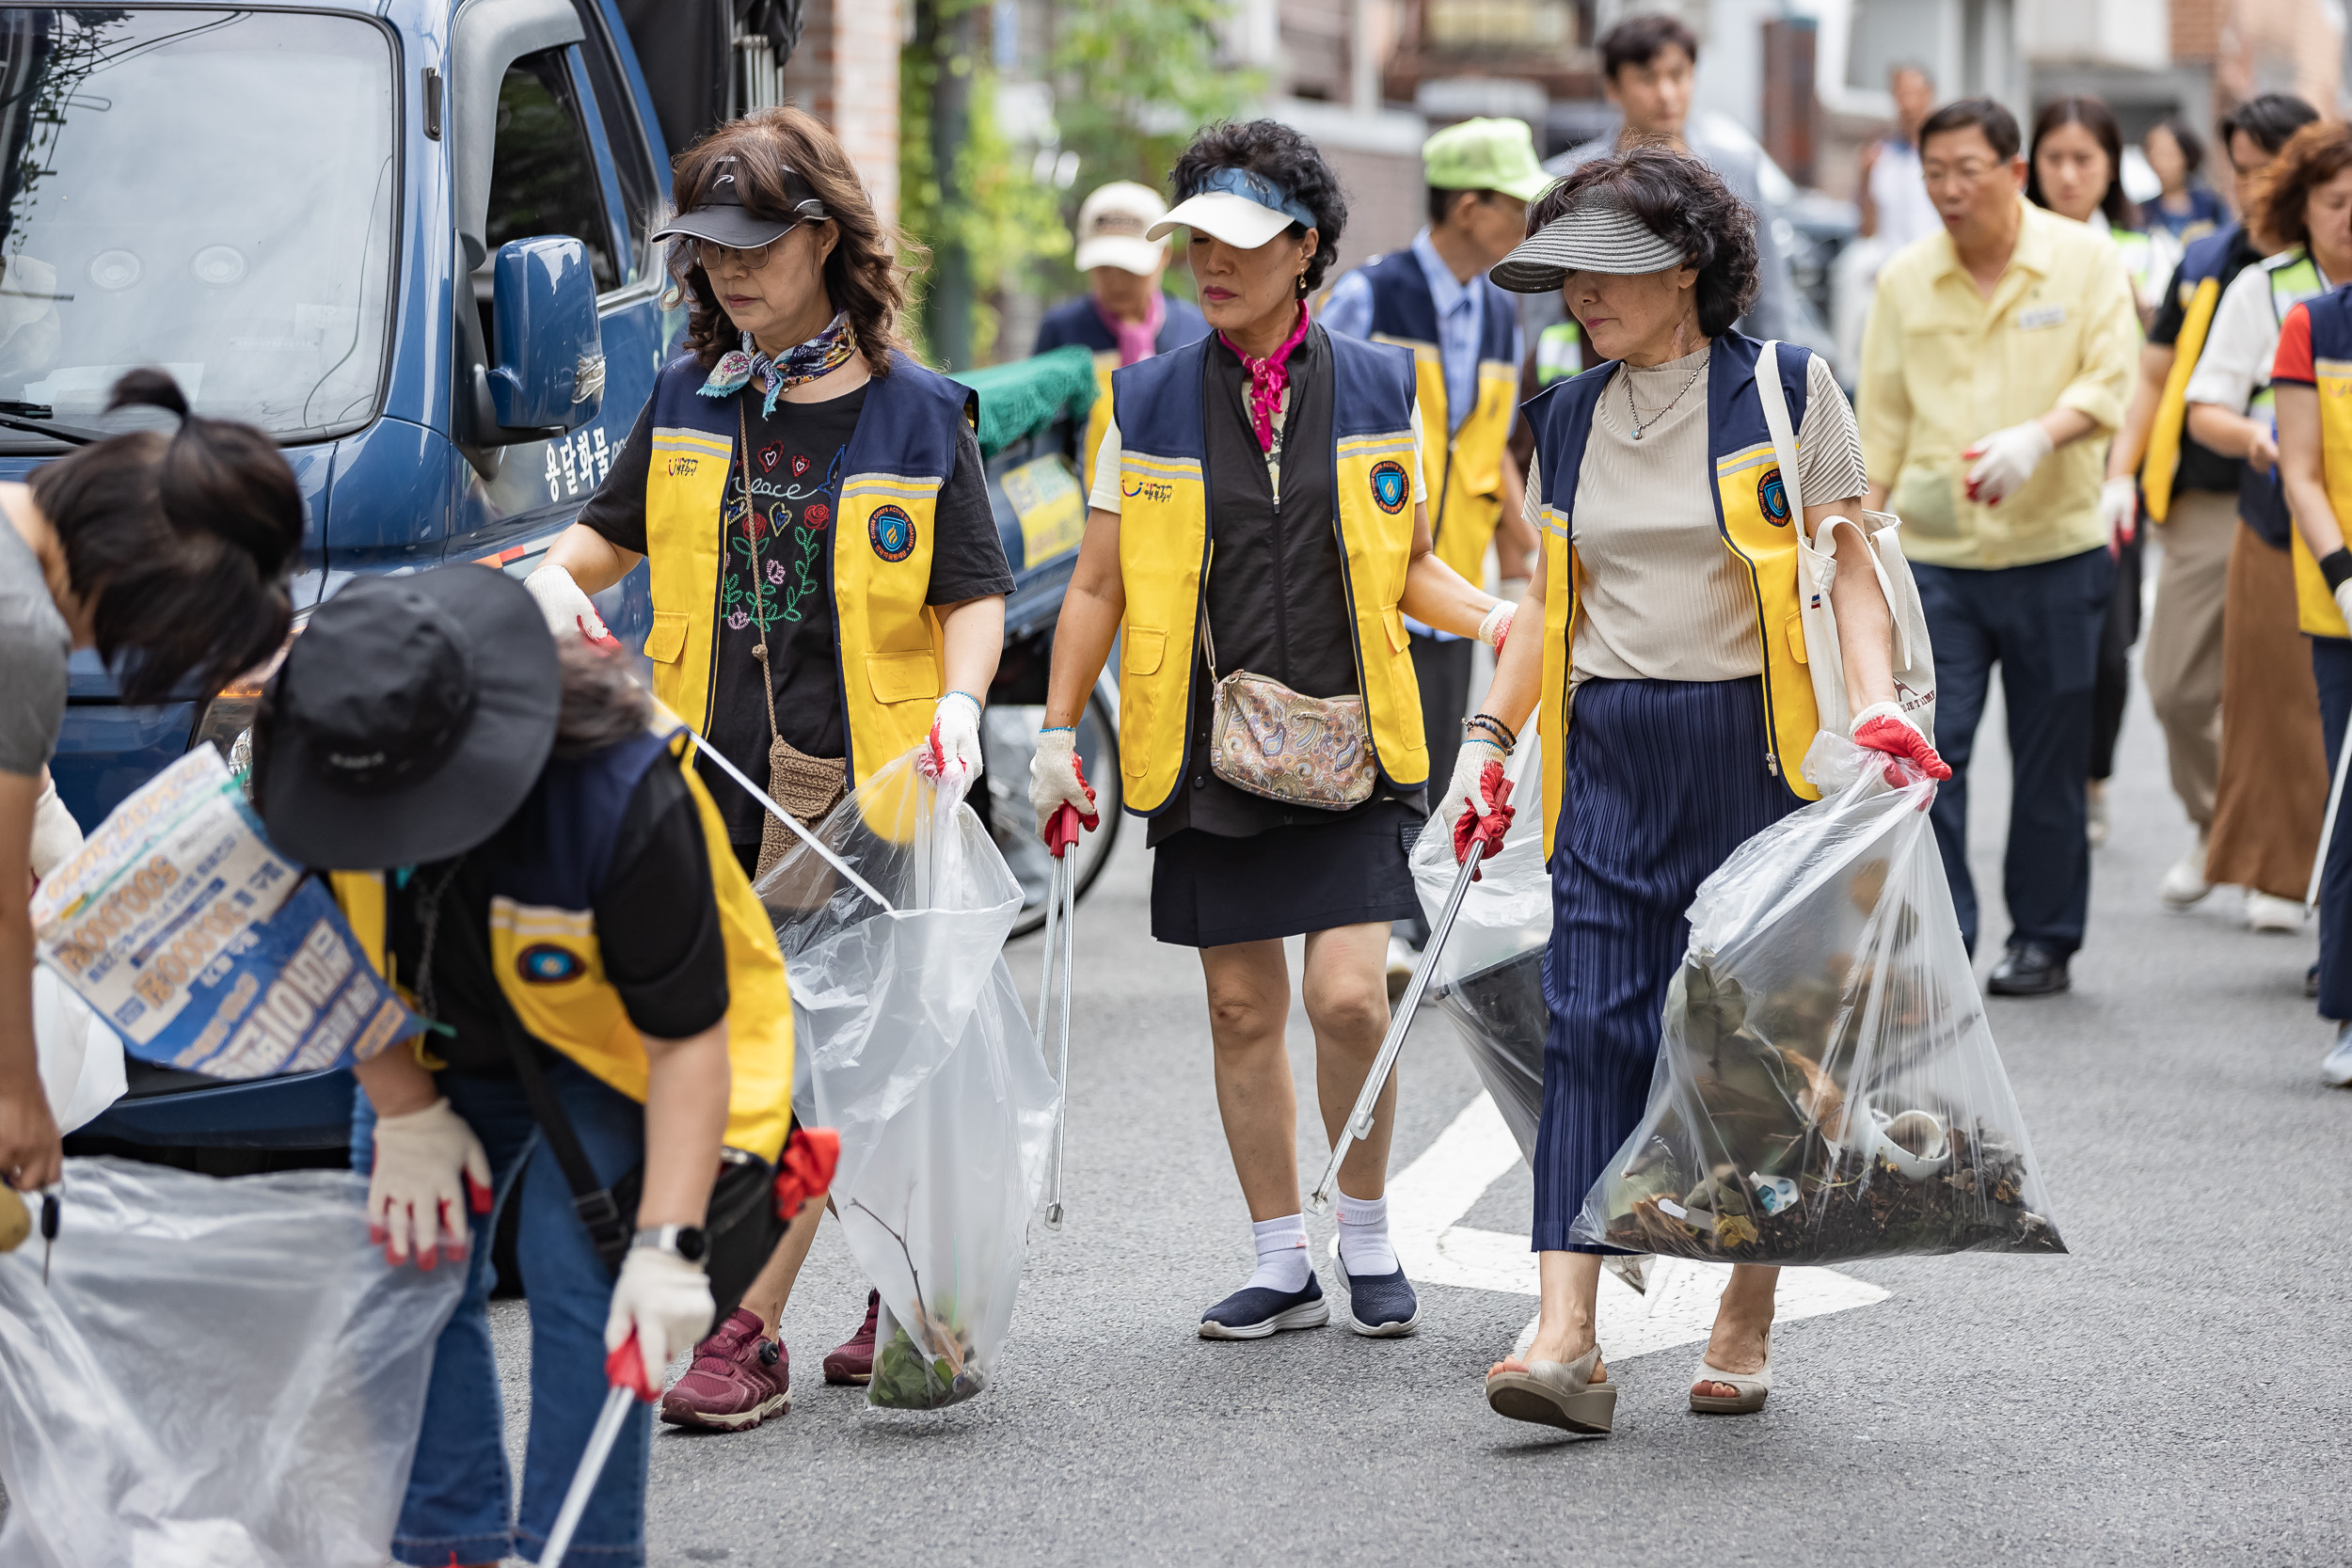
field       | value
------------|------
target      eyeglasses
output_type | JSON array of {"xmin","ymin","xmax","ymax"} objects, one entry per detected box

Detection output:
[
  {"xmin": 692, "ymin": 238, "xmax": 778, "ymax": 271},
  {"xmin": 1922, "ymin": 159, "xmax": 2004, "ymax": 187}
]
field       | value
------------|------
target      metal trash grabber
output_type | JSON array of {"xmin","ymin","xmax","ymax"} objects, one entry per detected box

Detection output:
[
  {"xmin": 541, "ymin": 1335, "xmax": 653, "ymax": 1568},
  {"xmin": 1038, "ymin": 803, "xmax": 1082, "ymax": 1228},
  {"xmin": 1308, "ymin": 831, "xmax": 1490, "ymax": 1217},
  {"xmin": 2311, "ymin": 716, "xmax": 2352, "ymax": 911}
]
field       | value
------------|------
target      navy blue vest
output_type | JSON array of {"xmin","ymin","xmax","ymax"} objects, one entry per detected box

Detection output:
[{"xmin": 1356, "ymin": 247, "xmax": 1519, "ymax": 405}]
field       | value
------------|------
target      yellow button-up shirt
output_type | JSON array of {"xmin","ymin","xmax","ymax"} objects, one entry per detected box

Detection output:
[{"xmin": 1859, "ymin": 198, "xmax": 2140, "ymax": 570}]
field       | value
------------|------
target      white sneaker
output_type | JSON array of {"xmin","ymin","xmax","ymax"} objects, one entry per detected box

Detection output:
[
  {"xmin": 2323, "ymin": 1022, "xmax": 2352, "ymax": 1088},
  {"xmin": 2247, "ymin": 890, "xmax": 2307, "ymax": 933},
  {"xmin": 1385, "ymin": 935, "xmax": 1416, "ymax": 1005},
  {"xmin": 2159, "ymin": 843, "xmax": 2212, "ymax": 908}
]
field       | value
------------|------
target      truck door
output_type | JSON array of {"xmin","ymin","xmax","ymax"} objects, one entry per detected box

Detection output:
[{"xmin": 444, "ymin": 0, "xmax": 669, "ymax": 653}]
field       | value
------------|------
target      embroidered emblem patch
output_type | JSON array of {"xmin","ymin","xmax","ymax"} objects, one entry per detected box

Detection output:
[
  {"xmin": 758, "ymin": 444, "xmax": 782, "ymax": 473},
  {"xmin": 868, "ymin": 504, "xmax": 917, "ymax": 562},
  {"xmin": 791, "ymin": 453, "xmax": 811, "ymax": 477},
  {"xmin": 1757, "ymin": 466, "xmax": 1791, "ymax": 525},
  {"xmin": 1369, "ymin": 459, "xmax": 1409, "ymax": 515},
  {"xmin": 516, "ymin": 943, "xmax": 583, "ymax": 984}
]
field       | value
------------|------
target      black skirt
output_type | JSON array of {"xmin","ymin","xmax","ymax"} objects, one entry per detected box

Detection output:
[{"xmin": 1149, "ymin": 798, "xmax": 1423, "ymax": 947}]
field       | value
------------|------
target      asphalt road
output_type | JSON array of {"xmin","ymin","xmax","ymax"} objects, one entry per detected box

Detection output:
[{"xmin": 493, "ymin": 652, "xmax": 2352, "ymax": 1567}]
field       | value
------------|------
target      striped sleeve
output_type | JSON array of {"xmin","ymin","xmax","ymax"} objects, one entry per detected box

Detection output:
[{"xmin": 1795, "ymin": 355, "xmax": 1868, "ymax": 507}]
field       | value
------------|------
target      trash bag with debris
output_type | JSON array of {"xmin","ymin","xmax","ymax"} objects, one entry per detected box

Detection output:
[
  {"xmin": 1573, "ymin": 736, "xmax": 2067, "ymax": 1264},
  {"xmin": 0, "ymin": 1158, "xmax": 463, "ymax": 1568},
  {"xmin": 1412, "ymin": 736, "xmax": 1549, "ymax": 1161},
  {"xmin": 757, "ymin": 750, "xmax": 1058, "ymax": 1410}
]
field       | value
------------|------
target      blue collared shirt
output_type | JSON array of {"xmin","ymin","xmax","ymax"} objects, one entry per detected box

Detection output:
[{"xmin": 1322, "ymin": 229, "xmax": 1491, "ymax": 435}]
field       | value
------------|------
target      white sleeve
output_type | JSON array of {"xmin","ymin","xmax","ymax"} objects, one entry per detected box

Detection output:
[
  {"xmin": 1412, "ymin": 397, "xmax": 1432, "ymax": 502},
  {"xmin": 2185, "ymin": 266, "xmax": 2279, "ymax": 414},
  {"xmin": 1522, "ymin": 451, "xmax": 1542, "ymax": 531},
  {"xmin": 1088, "ymin": 414, "xmax": 1123, "ymax": 513}
]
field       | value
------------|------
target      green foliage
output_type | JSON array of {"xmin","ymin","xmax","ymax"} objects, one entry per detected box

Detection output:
[
  {"xmin": 1050, "ymin": 0, "xmax": 1257, "ymax": 195},
  {"xmin": 901, "ymin": 1, "xmax": 1069, "ymax": 365}
]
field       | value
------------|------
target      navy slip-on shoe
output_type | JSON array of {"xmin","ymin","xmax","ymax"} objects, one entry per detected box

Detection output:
[
  {"xmin": 1333, "ymin": 1259, "xmax": 1421, "ymax": 1337},
  {"xmin": 1198, "ymin": 1275, "xmax": 1329, "ymax": 1339}
]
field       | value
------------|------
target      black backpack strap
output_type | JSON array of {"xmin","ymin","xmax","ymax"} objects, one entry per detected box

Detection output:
[{"xmin": 434, "ymin": 891, "xmax": 633, "ymax": 1270}]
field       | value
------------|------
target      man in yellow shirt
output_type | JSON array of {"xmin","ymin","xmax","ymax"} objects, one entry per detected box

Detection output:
[{"xmin": 1861, "ymin": 96, "xmax": 2140, "ymax": 998}]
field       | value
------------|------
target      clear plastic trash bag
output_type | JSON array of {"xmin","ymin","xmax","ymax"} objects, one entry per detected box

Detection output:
[
  {"xmin": 756, "ymin": 750, "xmax": 1057, "ymax": 1410},
  {"xmin": 1572, "ymin": 736, "xmax": 2068, "ymax": 1263},
  {"xmin": 33, "ymin": 968, "xmax": 125, "ymax": 1134},
  {"xmin": 0, "ymin": 1157, "xmax": 464, "ymax": 1568},
  {"xmin": 1412, "ymin": 736, "xmax": 1549, "ymax": 1161}
]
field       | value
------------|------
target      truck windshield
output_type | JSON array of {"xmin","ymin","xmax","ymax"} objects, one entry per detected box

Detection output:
[{"xmin": 0, "ymin": 9, "xmax": 395, "ymax": 444}]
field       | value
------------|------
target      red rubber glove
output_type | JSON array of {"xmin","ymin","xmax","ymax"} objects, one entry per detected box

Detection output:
[
  {"xmin": 1450, "ymin": 762, "xmax": 1515, "ymax": 879},
  {"xmin": 1851, "ymin": 703, "xmax": 1951, "ymax": 789},
  {"xmin": 773, "ymin": 1126, "xmax": 842, "ymax": 1221}
]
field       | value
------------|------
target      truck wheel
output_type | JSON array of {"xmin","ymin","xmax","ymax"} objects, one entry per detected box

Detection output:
[{"xmin": 982, "ymin": 681, "xmax": 1121, "ymax": 940}]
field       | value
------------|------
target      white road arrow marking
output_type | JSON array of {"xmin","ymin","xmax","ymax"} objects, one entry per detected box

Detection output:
[{"xmin": 1353, "ymin": 1090, "xmax": 1889, "ymax": 1362}]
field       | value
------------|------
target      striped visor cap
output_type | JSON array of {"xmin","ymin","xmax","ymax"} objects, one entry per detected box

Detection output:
[{"xmin": 1488, "ymin": 196, "xmax": 1687, "ymax": 293}]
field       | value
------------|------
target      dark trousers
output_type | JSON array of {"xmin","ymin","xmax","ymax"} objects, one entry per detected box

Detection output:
[
  {"xmin": 1397, "ymin": 631, "xmax": 1474, "ymax": 947},
  {"xmin": 1914, "ymin": 547, "xmax": 2113, "ymax": 958},
  {"xmin": 2091, "ymin": 533, "xmax": 2142, "ymax": 781},
  {"xmin": 2312, "ymin": 638, "xmax": 2352, "ymax": 1019}
]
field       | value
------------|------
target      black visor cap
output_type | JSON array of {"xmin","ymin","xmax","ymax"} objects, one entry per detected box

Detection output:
[{"xmin": 653, "ymin": 155, "xmax": 828, "ymax": 250}]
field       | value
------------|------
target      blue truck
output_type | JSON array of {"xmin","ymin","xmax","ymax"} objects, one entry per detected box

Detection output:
[{"xmin": 22, "ymin": 0, "xmax": 1115, "ymax": 1165}]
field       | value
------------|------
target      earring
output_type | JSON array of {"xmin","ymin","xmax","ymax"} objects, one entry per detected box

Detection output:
[{"xmin": 1295, "ymin": 272, "xmax": 1309, "ymax": 298}]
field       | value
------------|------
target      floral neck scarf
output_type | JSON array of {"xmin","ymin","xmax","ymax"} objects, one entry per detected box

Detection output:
[
  {"xmin": 1217, "ymin": 302, "xmax": 1311, "ymax": 453},
  {"xmin": 698, "ymin": 312, "xmax": 860, "ymax": 416}
]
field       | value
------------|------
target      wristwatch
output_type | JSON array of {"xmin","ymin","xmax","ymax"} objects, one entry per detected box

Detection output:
[{"xmin": 630, "ymin": 1224, "xmax": 708, "ymax": 1265}]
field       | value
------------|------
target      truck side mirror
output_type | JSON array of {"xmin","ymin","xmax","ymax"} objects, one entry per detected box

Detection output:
[{"xmin": 477, "ymin": 235, "xmax": 606, "ymax": 436}]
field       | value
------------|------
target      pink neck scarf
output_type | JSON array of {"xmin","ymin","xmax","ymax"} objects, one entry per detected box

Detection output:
[
  {"xmin": 1218, "ymin": 302, "xmax": 1311, "ymax": 452},
  {"xmin": 1095, "ymin": 288, "xmax": 1166, "ymax": 368}
]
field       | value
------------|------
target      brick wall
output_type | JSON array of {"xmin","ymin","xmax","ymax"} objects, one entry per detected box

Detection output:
[{"xmin": 782, "ymin": 0, "xmax": 903, "ymax": 226}]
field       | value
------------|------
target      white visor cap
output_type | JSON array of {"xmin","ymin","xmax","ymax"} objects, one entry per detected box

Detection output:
[{"xmin": 1147, "ymin": 190, "xmax": 1300, "ymax": 251}]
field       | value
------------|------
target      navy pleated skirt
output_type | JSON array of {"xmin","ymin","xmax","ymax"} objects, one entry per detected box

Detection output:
[{"xmin": 1533, "ymin": 677, "xmax": 1803, "ymax": 1252}]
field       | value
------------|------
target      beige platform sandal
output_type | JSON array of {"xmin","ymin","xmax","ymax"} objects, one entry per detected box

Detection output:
[
  {"xmin": 1486, "ymin": 1344, "xmax": 1617, "ymax": 1434},
  {"xmin": 1689, "ymin": 1330, "xmax": 1771, "ymax": 1415}
]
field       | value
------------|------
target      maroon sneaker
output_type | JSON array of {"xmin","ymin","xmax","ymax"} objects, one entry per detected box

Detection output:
[
  {"xmin": 821, "ymin": 1290, "xmax": 881, "ymax": 1385},
  {"xmin": 660, "ymin": 1308, "xmax": 789, "ymax": 1431}
]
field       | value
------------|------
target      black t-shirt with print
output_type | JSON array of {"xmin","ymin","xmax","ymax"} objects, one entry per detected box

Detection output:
[{"xmin": 581, "ymin": 379, "xmax": 1012, "ymax": 846}]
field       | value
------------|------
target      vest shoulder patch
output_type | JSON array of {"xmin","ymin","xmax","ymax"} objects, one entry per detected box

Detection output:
[
  {"xmin": 1757, "ymin": 465, "xmax": 1792, "ymax": 524},
  {"xmin": 1370, "ymin": 459, "xmax": 1409, "ymax": 513},
  {"xmin": 516, "ymin": 942, "xmax": 586, "ymax": 984},
  {"xmin": 868, "ymin": 504, "xmax": 917, "ymax": 562}
]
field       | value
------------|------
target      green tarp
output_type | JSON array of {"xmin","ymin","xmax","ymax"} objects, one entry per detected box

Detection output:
[{"xmin": 949, "ymin": 344, "xmax": 1098, "ymax": 461}]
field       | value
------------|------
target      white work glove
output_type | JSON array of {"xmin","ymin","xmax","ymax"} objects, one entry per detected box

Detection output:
[
  {"xmin": 1443, "ymin": 735, "xmax": 1513, "ymax": 877},
  {"xmin": 919, "ymin": 690, "xmax": 984, "ymax": 787},
  {"xmin": 28, "ymin": 778, "xmax": 81, "ymax": 881},
  {"xmin": 1961, "ymin": 420, "xmax": 2055, "ymax": 506},
  {"xmin": 522, "ymin": 562, "xmax": 612, "ymax": 644},
  {"xmin": 604, "ymin": 1246, "xmax": 715, "ymax": 1400},
  {"xmin": 2334, "ymin": 579, "xmax": 2352, "ymax": 627},
  {"xmin": 2099, "ymin": 476, "xmax": 2137, "ymax": 548},
  {"xmin": 1028, "ymin": 726, "xmax": 1099, "ymax": 842},
  {"xmin": 366, "ymin": 1098, "xmax": 492, "ymax": 1269},
  {"xmin": 1476, "ymin": 600, "xmax": 1517, "ymax": 652}
]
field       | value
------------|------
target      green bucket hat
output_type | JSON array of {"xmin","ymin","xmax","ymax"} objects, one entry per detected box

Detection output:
[{"xmin": 1423, "ymin": 118, "xmax": 1553, "ymax": 204}]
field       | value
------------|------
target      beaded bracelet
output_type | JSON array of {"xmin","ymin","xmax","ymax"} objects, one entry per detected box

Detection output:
[{"xmin": 1463, "ymin": 713, "xmax": 1518, "ymax": 752}]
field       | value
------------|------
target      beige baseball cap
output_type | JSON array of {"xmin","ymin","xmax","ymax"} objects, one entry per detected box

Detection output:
[{"xmin": 1074, "ymin": 182, "xmax": 1169, "ymax": 275}]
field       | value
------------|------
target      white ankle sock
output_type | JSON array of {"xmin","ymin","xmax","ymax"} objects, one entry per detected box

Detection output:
[
  {"xmin": 1246, "ymin": 1213, "xmax": 1313, "ymax": 1293},
  {"xmin": 1334, "ymin": 1190, "xmax": 1397, "ymax": 1276}
]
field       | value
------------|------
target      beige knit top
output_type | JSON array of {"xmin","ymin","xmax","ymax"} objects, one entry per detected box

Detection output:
[{"xmin": 1524, "ymin": 343, "xmax": 1869, "ymax": 684}]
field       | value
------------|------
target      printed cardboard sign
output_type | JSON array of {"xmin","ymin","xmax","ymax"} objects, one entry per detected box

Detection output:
[{"xmin": 29, "ymin": 748, "xmax": 420, "ymax": 1078}]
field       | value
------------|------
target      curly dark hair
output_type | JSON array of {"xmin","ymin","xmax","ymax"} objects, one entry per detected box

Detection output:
[
  {"xmin": 666, "ymin": 107, "xmax": 919, "ymax": 375},
  {"xmin": 1169, "ymin": 119, "xmax": 1348, "ymax": 293},
  {"xmin": 2254, "ymin": 119, "xmax": 2352, "ymax": 251},
  {"xmin": 1523, "ymin": 145, "xmax": 1758, "ymax": 338}
]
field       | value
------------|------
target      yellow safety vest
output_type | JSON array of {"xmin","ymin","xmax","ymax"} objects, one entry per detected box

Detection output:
[
  {"xmin": 1526, "ymin": 335, "xmax": 1822, "ymax": 861},
  {"xmin": 638, "ymin": 351, "xmax": 975, "ymax": 784},
  {"xmin": 330, "ymin": 727, "xmax": 796, "ymax": 1161},
  {"xmin": 1110, "ymin": 332, "xmax": 1431, "ymax": 816}
]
